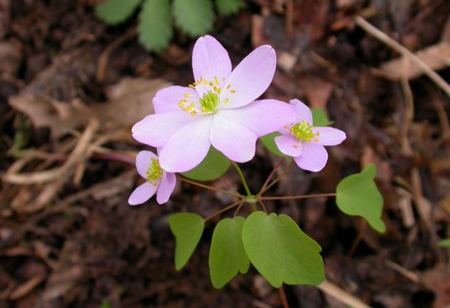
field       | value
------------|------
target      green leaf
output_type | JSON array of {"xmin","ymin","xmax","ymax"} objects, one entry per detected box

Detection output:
[
  {"xmin": 209, "ymin": 217, "xmax": 250, "ymax": 288},
  {"xmin": 182, "ymin": 147, "xmax": 230, "ymax": 181},
  {"xmin": 336, "ymin": 164, "xmax": 386, "ymax": 233},
  {"xmin": 242, "ymin": 212, "xmax": 324, "ymax": 288},
  {"xmin": 173, "ymin": 0, "xmax": 215, "ymax": 37},
  {"xmin": 138, "ymin": 0, "xmax": 173, "ymax": 52},
  {"xmin": 439, "ymin": 239, "xmax": 450, "ymax": 248},
  {"xmin": 311, "ymin": 108, "xmax": 332, "ymax": 127},
  {"xmin": 95, "ymin": 0, "xmax": 142, "ymax": 25},
  {"xmin": 169, "ymin": 213, "xmax": 205, "ymax": 270},
  {"xmin": 215, "ymin": 0, "xmax": 245, "ymax": 16}
]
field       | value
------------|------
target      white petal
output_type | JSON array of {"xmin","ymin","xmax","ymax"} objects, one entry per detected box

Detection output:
[
  {"xmin": 156, "ymin": 172, "xmax": 176, "ymax": 204},
  {"xmin": 274, "ymin": 135, "xmax": 302, "ymax": 157},
  {"xmin": 294, "ymin": 142, "xmax": 328, "ymax": 172},
  {"xmin": 217, "ymin": 99, "xmax": 297, "ymax": 137},
  {"xmin": 220, "ymin": 45, "xmax": 276, "ymax": 109},
  {"xmin": 128, "ymin": 182, "xmax": 158, "ymax": 206},
  {"xmin": 192, "ymin": 35, "xmax": 232, "ymax": 83},
  {"xmin": 132, "ymin": 112, "xmax": 197, "ymax": 147},
  {"xmin": 153, "ymin": 86, "xmax": 199, "ymax": 114},
  {"xmin": 210, "ymin": 114, "xmax": 257, "ymax": 163},
  {"xmin": 159, "ymin": 116, "xmax": 213, "ymax": 173},
  {"xmin": 135, "ymin": 151, "xmax": 159, "ymax": 178}
]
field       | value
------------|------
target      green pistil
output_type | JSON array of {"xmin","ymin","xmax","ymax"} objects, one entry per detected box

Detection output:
[
  {"xmin": 146, "ymin": 158, "xmax": 162, "ymax": 185},
  {"xmin": 291, "ymin": 120, "xmax": 315, "ymax": 142},
  {"xmin": 200, "ymin": 91, "xmax": 219, "ymax": 113}
]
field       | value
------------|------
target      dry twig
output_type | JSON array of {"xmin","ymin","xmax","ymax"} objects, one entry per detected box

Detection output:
[{"xmin": 354, "ymin": 16, "xmax": 450, "ymax": 99}]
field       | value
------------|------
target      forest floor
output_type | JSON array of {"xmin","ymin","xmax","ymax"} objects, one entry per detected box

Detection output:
[{"xmin": 1, "ymin": 0, "xmax": 450, "ymax": 307}]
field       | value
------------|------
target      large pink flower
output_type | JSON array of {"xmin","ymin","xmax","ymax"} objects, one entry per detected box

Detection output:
[
  {"xmin": 275, "ymin": 99, "xmax": 346, "ymax": 172},
  {"xmin": 132, "ymin": 35, "xmax": 296, "ymax": 173},
  {"xmin": 128, "ymin": 151, "xmax": 176, "ymax": 205}
]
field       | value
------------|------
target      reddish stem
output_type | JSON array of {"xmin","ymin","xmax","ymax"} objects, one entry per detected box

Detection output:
[{"xmin": 260, "ymin": 193, "xmax": 336, "ymax": 201}]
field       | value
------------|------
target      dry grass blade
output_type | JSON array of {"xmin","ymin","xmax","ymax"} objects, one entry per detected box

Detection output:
[
  {"xmin": 2, "ymin": 116, "xmax": 99, "ymax": 185},
  {"xmin": 9, "ymin": 275, "xmax": 46, "ymax": 300},
  {"xmin": 318, "ymin": 280, "xmax": 370, "ymax": 308}
]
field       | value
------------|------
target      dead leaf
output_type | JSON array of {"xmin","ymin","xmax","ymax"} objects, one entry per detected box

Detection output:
[
  {"xmin": 303, "ymin": 79, "xmax": 334, "ymax": 109},
  {"xmin": 9, "ymin": 78, "xmax": 170, "ymax": 138},
  {"xmin": 381, "ymin": 42, "xmax": 450, "ymax": 80},
  {"xmin": 422, "ymin": 263, "xmax": 450, "ymax": 308}
]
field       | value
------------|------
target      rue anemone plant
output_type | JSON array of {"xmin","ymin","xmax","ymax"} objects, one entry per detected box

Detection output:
[{"xmin": 129, "ymin": 35, "xmax": 386, "ymax": 290}]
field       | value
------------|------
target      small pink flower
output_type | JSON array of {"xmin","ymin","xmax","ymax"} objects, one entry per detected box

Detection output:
[
  {"xmin": 128, "ymin": 151, "xmax": 176, "ymax": 205},
  {"xmin": 275, "ymin": 99, "xmax": 346, "ymax": 172},
  {"xmin": 132, "ymin": 35, "xmax": 296, "ymax": 173}
]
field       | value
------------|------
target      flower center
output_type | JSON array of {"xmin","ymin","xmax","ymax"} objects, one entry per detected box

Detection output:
[
  {"xmin": 178, "ymin": 76, "xmax": 237, "ymax": 116},
  {"xmin": 199, "ymin": 91, "xmax": 219, "ymax": 113},
  {"xmin": 146, "ymin": 158, "xmax": 162, "ymax": 186},
  {"xmin": 290, "ymin": 120, "xmax": 319, "ymax": 142}
]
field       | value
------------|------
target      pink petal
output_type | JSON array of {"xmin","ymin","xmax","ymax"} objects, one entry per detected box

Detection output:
[
  {"xmin": 220, "ymin": 45, "xmax": 276, "ymax": 109},
  {"xmin": 192, "ymin": 35, "xmax": 232, "ymax": 83},
  {"xmin": 313, "ymin": 127, "xmax": 346, "ymax": 146},
  {"xmin": 159, "ymin": 116, "xmax": 213, "ymax": 173},
  {"xmin": 210, "ymin": 114, "xmax": 257, "ymax": 163},
  {"xmin": 217, "ymin": 99, "xmax": 297, "ymax": 137},
  {"xmin": 274, "ymin": 135, "xmax": 302, "ymax": 157},
  {"xmin": 128, "ymin": 182, "xmax": 158, "ymax": 206},
  {"xmin": 153, "ymin": 86, "xmax": 199, "ymax": 114},
  {"xmin": 290, "ymin": 99, "xmax": 312, "ymax": 123},
  {"xmin": 136, "ymin": 151, "xmax": 159, "ymax": 178},
  {"xmin": 156, "ymin": 172, "xmax": 176, "ymax": 204},
  {"xmin": 132, "ymin": 112, "xmax": 196, "ymax": 147},
  {"xmin": 294, "ymin": 142, "xmax": 328, "ymax": 172}
]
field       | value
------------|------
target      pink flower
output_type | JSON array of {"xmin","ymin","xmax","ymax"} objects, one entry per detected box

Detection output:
[
  {"xmin": 128, "ymin": 151, "xmax": 176, "ymax": 205},
  {"xmin": 275, "ymin": 99, "xmax": 346, "ymax": 172},
  {"xmin": 132, "ymin": 35, "xmax": 296, "ymax": 173}
]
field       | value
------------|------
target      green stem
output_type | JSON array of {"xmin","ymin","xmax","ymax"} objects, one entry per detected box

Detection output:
[{"xmin": 231, "ymin": 161, "xmax": 253, "ymax": 198}]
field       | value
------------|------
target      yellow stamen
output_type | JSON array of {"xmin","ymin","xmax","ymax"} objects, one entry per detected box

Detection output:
[
  {"xmin": 183, "ymin": 93, "xmax": 190, "ymax": 98},
  {"xmin": 224, "ymin": 98, "xmax": 230, "ymax": 104},
  {"xmin": 214, "ymin": 76, "xmax": 219, "ymax": 85},
  {"xmin": 230, "ymin": 90, "xmax": 236, "ymax": 94}
]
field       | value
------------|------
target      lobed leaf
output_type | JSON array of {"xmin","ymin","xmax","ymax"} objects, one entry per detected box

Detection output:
[
  {"xmin": 182, "ymin": 146, "xmax": 230, "ymax": 182},
  {"xmin": 173, "ymin": 0, "xmax": 215, "ymax": 37},
  {"xmin": 138, "ymin": 0, "xmax": 173, "ymax": 52},
  {"xmin": 169, "ymin": 213, "xmax": 204, "ymax": 270},
  {"xmin": 215, "ymin": 0, "xmax": 245, "ymax": 16},
  {"xmin": 95, "ymin": 0, "xmax": 142, "ymax": 25},
  {"xmin": 439, "ymin": 239, "xmax": 450, "ymax": 248},
  {"xmin": 336, "ymin": 164, "xmax": 386, "ymax": 233},
  {"xmin": 209, "ymin": 217, "xmax": 250, "ymax": 288},
  {"xmin": 242, "ymin": 211, "xmax": 325, "ymax": 288},
  {"xmin": 311, "ymin": 108, "xmax": 332, "ymax": 127}
]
